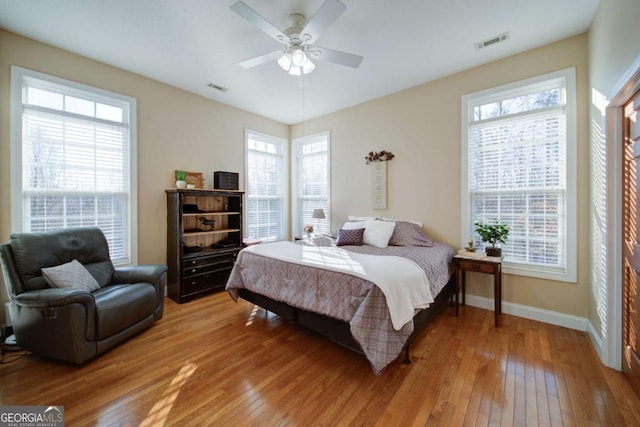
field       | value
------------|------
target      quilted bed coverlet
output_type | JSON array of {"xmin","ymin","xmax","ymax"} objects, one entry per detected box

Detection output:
[
  {"xmin": 226, "ymin": 240, "xmax": 454, "ymax": 374},
  {"xmin": 237, "ymin": 242, "xmax": 433, "ymax": 329}
]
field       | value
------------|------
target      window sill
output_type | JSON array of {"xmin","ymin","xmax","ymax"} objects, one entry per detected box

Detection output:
[{"xmin": 503, "ymin": 263, "xmax": 576, "ymax": 283}]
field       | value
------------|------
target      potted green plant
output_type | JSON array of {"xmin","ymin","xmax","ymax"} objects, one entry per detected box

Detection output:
[
  {"xmin": 474, "ymin": 220, "xmax": 509, "ymax": 257},
  {"xmin": 175, "ymin": 170, "xmax": 187, "ymax": 189}
]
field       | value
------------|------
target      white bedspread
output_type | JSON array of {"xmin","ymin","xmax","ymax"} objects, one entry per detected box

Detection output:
[{"xmin": 244, "ymin": 241, "xmax": 434, "ymax": 330}]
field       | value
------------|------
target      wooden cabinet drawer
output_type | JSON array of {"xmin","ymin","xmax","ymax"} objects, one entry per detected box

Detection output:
[
  {"xmin": 182, "ymin": 252, "xmax": 237, "ymax": 269},
  {"xmin": 182, "ymin": 266, "xmax": 233, "ymax": 295},
  {"xmin": 182, "ymin": 254, "xmax": 236, "ymax": 277},
  {"xmin": 458, "ymin": 260, "xmax": 495, "ymax": 274}
]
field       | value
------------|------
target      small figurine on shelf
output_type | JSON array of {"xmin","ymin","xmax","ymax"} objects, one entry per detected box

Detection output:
[
  {"xmin": 199, "ymin": 217, "xmax": 216, "ymax": 231},
  {"xmin": 466, "ymin": 239, "xmax": 476, "ymax": 252}
]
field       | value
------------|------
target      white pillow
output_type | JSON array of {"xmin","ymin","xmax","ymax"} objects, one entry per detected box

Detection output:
[
  {"xmin": 352, "ymin": 216, "xmax": 423, "ymax": 228},
  {"xmin": 342, "ymin": 220, "xmax": 366, "ymax": 230},
  {"xmin": 363, "ymin": 219, "xmax": 396, "ymax": 248},
  {"xmin": 41, "ymin": 259, "xmax": 100, "ymax": 292},
  {"xmin": 348, "ymin": 216, "xmax": 375, "ymax": 221}
]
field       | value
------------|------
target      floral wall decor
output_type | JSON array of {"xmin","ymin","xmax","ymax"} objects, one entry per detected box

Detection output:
[{"xmin": 365, "ymin": 150, "xmax": 395, "ymax": 165}]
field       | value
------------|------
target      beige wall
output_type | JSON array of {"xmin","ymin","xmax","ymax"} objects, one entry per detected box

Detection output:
[
  {"xmin": 588, "ymin": 0, "xmax": 640, "ymax": 342},
  {"xmin": 0, "ymin": 30, "xmax": 289, "ymax": 324},
  {"xmin": 0, "ymin": 27, "xmax": 605, "ymax": 323},
  {"xmin": 293, "ymin": 34, "xmax": 591, "ymax": 317}
]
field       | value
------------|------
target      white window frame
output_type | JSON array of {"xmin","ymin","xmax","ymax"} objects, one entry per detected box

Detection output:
[
  {"xmin": 10, "ymin": 66, "xmax": 138, "ymax": 265},
  {"xmin": 461, "ymin": 68, "xmax": 577, "ymax": 282},
  {"xmin": 292, "ymin": 131, "xmax": 331, "ymax": 237},
  {"xmin": 244, "ymin": 129, "xmax": 288, "ymax": 242}
]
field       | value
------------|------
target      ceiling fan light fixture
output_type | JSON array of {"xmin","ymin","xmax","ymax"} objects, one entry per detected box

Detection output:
[
  {"xmin": 302, "ymin": 59, "xmax": 315, "ymax": 74},
  {"xmin": 231, "ymin": 1, "xmax": 363, "ymax": 76},
  {"xmin": 291, "ymin": 49, "xmax": 308, "ymax": 67},
  {"xmin": 277, "ymin": 53, "xmax": 292, "ymax": 71},
  {"xmin": 288, "ymin": 65, "xmax": 302, "ymax": 76}
]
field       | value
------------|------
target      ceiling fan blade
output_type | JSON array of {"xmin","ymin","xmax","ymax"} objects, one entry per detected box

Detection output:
[
  {"xmin": 300, "ymin": 0, "xmax": 346, "ymax": 44},
  {"xmin": 230, "ymin": 1, "xmax": 288, "ymax": 44},
  {"xmin": 237, "ymin": 50, "xmax": 283, "ymax": 69},
  {"xmin": 313, "ymin": 46, "xmax": 363, "ymax": 68}
]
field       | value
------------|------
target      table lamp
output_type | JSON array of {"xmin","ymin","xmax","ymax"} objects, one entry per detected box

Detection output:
[{"xmin": 312, "ymin": 208, "xmax": 326, "ymax": 234}]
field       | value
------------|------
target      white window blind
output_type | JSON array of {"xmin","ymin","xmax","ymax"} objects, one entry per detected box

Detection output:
[
  {"xmin": 293, "ymin": 131, "xmax": 330, "ymax": 236},
  {"xmin": 245, "ymin": 130, "xmax": 287, "ymax": 241},
  {"xmin": 462, "ymin": 68, "xmax": 576, "ymax": 282},
  {"xmin": 11, "ymin": 67, "xmax": 136, "ymax": 264}
]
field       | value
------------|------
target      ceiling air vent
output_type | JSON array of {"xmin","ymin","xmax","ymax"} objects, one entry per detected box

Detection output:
[
  {"xmin": 207, "ymin": 82, "xmax": 228, "ymax": 92},
  {"xmin": 475, "ymin": 32, "xmax": 510, "ymax": 50}
]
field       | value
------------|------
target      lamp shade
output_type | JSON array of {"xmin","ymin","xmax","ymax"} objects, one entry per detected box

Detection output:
[
  {"xmin": 288, "ymin": 66, "xmax": 302, "ymax": 76},
  {"xmin": 312, "ymin": 209, "xmax": 326, "ymax": 219},
  {"xmin": 277, "ymin": 53, "xmax": 292, "ymax": 71},
  {"xmin": 291, "ymin": 49, "xmax": 307, "ymax": 67},
  {"xmin": 302, "ymin": 59, "xmax": 315, "ymax": 74}
]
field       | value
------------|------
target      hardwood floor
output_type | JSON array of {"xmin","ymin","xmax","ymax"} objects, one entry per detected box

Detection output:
[{"xmin": 2, "ymin": 292, "xmax": 640, "ymax": 426}]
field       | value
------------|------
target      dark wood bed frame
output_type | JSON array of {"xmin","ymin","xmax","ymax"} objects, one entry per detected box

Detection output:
[{"xmin": 237, "ymin": 274, "xmax": 458, "ymax": 366}]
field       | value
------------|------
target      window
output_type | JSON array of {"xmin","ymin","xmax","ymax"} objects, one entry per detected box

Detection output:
[
  {"xmin": 10, "ymin": 66, "xmax": 137, "ymax": 265},
  {"xmin": 292, "ymin": 131, "xmax": 330, "ymax": 236},
  {"xmin": 461, "ymin": 68, "xmax": 576, "ymax": 282},
  {"xmin": 245, "ymin": 130, "xmax": 287, "ymax": 241}
]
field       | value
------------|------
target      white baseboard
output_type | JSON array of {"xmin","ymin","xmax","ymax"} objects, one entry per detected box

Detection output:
[
  {"xmin": 586, "ymin": 320, "xmax": 606, "ymax": 362},
  {"xmin": 462, "ymin": 294, "xmax": 588, "ymax": 331}
]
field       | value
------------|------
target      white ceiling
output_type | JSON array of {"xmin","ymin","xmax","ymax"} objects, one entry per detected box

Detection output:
[{"xmin": 0, "ymin": 0, "xmax": 599, "ymax": 125}]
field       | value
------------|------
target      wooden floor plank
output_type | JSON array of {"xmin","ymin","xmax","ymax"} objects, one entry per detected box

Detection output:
[{"xmin": 2, "ymin": 293, "xmax": 640, "ymax": 426}]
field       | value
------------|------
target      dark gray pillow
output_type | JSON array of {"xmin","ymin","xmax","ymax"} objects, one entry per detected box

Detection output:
[
  {"xmin": 336, "ymin": 228, "xmax": 365, "ymax": 246},
  {"xmin": 388, "ymin": 221, "xmax": 434, "ymax": 247}
]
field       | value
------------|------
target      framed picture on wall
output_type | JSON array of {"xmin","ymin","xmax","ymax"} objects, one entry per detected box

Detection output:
[{"xmin": 372, "ymin": 162, "xmax": 387, "ymax": 210}]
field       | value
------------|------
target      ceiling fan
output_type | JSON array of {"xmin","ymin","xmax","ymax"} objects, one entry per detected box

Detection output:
[{"xmin": 230, "ymin": 0, "xmax": 364, "ymax": 76}]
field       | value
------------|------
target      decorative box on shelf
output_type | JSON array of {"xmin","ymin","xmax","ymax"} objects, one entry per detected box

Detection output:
[{"xmin": 214, "ymin": 171, "xmax": 239, "ymax": 190}]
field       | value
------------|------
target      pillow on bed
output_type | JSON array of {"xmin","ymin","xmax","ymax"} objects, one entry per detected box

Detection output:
[
  {"xmin": 336, "ymin": 228, "xmax": 365, "ymax": 246},
  {"xmin": 332, "ymin": 220, "xmax": 364, "ymax": 238},
  {"xmin": 348, "ymin": 215, "xmax": 375, "ymax": 221},
  {"xmin": 381, "ymin": 217, "xmax": 423, "ymax": 228},
  {"xmin": 363, "ymin": 219, "xmax": 396, "ymax": 248},
  {"xmin": 388, "ymin": 221, "xmax": 435, "ymax": 247},
  {"xmin": 341, "ymin": 220, "xmax": 366, "ymax": 230}
]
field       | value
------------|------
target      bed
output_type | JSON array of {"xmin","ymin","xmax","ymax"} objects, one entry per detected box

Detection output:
[{"xmin": 226, "ymin": 219, "xmax": 457, "ymax": 374}]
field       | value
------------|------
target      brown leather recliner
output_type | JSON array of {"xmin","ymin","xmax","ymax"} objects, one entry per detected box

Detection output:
[{"xmin": 0, "ymin": 227, "xmax": 166, "ymax": 364}]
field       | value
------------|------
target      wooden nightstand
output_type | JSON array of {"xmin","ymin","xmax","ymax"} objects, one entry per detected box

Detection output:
[{"xmin": 453, "ymin": 254, "xmax": 503, "ymax": 327}]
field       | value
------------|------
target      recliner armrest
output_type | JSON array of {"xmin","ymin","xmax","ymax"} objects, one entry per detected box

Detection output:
[
  {"xmin": 112, "ymin": 265, "xmax": 167, "ymax": 318},
  {"xmin": 112, "ymin": 265, "xmax": 167, "ymax": 287},
  {"xmin": 14, "ymin": 288, "xmax": 95, "ymax": 309},
  {"xmin": 12, "ymin": 288, "xmax": 98, "ymax": 349}
]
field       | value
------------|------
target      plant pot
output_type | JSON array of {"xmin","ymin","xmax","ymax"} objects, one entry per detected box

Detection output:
[
  {"xmin": 176, "ymin": 180, "xmax": 187, "ymax": 189},
  {"xmin": 186, "ymin": 184, "xmax": 196, "ymax": 189},
  {"xmin": 486, "ymin": 247, "xmax": 502, "ymax": 257}
]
